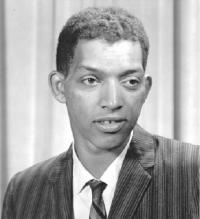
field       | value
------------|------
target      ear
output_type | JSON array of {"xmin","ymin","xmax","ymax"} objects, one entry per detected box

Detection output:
[
  {"xmin": 144, "ymin": 75, "xmax": 152, "ymax": 98},
  {"xmin": 48, "ymin": 71, "xmax": 66, "ymax": 103}
]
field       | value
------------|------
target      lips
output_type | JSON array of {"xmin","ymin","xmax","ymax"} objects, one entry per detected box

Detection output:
[{"xmin": 94, "ymin": 117, "xmax": 126, "ymax": 133}]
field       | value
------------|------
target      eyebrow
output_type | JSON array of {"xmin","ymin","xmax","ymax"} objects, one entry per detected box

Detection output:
[
  {"xmin": 77, "ymin": 65, "xmax": 144, "ymax": 76},
  {"xmin": 77, "ymin": 65, "xmax": 103, "ymax": 74},
  {"xmin": 119, "ymin": 69, "xmax": 144, "ymax": 77}
]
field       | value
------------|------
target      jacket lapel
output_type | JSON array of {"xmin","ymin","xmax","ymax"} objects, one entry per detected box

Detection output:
[
  {"xmin": 108, "ymin": 125, "xmax": 155, "ymax": 219},
  {"xmin": 48, "ymin": 146, "xmax": 73, "ymax": 219}
]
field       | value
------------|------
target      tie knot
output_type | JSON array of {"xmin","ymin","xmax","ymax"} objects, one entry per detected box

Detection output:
[{"xmin": 87, "ymin": 179, "xmax": 107, "ymax": 194}]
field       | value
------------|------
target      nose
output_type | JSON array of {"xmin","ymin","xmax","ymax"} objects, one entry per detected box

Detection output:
[{"xmin": 99, "ymin": 79, "xmax": 123, "ymax": 111}]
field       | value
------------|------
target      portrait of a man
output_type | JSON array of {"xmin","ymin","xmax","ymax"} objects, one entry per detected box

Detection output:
[{"xmin": 1, "ymin": 4, "xmax": 199, "ymax": 219}]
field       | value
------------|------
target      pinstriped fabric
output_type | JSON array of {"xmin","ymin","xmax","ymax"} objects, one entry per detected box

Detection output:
[
  {"xmin": 1, "ymin": 148, "xmax": 74, "ymax": 219},
  {"xmin": 108, "ymin": 149, "xmax": 152, "ymax": 219},
  {"xmin": 1, "ymin": 125, "xmax": 199, "ymax": 219},
  {"xmin": 129, "ymin": 135, "xmax": 199, "ymax": 219}
]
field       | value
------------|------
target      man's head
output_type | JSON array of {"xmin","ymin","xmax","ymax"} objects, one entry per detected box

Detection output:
[
  {"xmin": 49, "ymin": 7, "xmax": 152, "ymax": 157},
  {"xmin": 56, "ymin": 7, "xmax": 149, "ymax": 76}
]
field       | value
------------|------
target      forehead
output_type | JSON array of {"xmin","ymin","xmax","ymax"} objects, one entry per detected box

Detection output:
[{"xmin": 70, "ymin": 39, "xmax": 143, "ymax": 73}]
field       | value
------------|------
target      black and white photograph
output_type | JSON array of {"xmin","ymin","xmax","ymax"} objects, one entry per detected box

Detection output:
[{"xmin": 0, "ymin": 0, "xmax": 199, "ymax": 218}]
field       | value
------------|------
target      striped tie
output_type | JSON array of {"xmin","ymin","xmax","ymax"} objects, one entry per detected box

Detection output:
[{"xmin": 87, "ymin": 179, "xmax": 107, "ymax": 219}]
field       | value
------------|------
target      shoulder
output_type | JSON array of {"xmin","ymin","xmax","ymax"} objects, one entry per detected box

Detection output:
[
  {"xmin": 6, "ymin": 149, "xmax": 72, "ymax": 199},
  {"xmin": 132, "ymin": 125, "xmax": 199, "ymax": 168},
  {"xmin": 2, "ymin": 149, "xmax": 73, "ymax": 217},
  {"xmin": 13, "ymin": 151, "xmax": 67, "ymax": 184},
  {"xmin": 153, "ymin": 134, "xmax": 199, "ymax": 170},
  {"xmin": 131, "ymin": 125, "xmax": 199, "ymax": 170},
  {"xmin": 154, "ymin": 134, "xmax": 199, "ymax": 158}
]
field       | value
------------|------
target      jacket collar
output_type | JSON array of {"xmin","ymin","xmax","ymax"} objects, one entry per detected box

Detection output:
[
  {"xmin": 131, "ymin": 124, "xmax": 155, "ymax": 169},
  {"xmin": 108, "ymin": 124, "xmax": 156, "ymax": 219},
  {"xmin": 48, "ymin": 146, "xmax": 73, "ymax": 184},
  {"xmin": 48, "ymin": 146, "xmax": 74, "ymax": 218}
]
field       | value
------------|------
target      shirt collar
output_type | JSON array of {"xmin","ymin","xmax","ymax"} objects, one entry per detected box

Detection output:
[{"xmin": 73, "ymin": 146, "xmax": 94, "ymax": 195}]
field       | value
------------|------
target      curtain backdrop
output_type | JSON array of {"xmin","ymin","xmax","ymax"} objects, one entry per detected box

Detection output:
[{"xmin": 0, "ymin": 0, "xmax": 200, "ymax": 209}]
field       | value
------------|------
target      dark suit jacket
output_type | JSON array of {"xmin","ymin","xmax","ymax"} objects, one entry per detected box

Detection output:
[{"xmin": 1, "ymin": 125, "xmax": 199, "ymax": 219}]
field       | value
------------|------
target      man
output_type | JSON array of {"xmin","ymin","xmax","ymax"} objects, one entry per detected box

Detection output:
[{"xmin": 2, "ymin": 7, "xmax": 199, "ymax": 219}]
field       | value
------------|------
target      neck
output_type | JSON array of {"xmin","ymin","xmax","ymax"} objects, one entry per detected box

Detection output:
[{"xmin": 75, "ymin": 145, "xmax": 124, "ymax": 179}]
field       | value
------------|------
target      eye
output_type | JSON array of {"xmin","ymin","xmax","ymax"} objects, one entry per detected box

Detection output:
[
  {"xmin": 122, "ymin": 77, "xmax": 140, "ymax": 89},
  {"xmin": 81, "ymin": 76, "xmax": 99, "ymax": 86}
]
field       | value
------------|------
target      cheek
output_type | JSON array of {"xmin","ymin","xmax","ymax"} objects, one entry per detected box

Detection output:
[
  {"xmin": 126, "ymin": 92, "xmax": 146, "ymax": 117},
  {"xmin": 66, "ymin": 89, "xmax": 94, "ymax": 120}
]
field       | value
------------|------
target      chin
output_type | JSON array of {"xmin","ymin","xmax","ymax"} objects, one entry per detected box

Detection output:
[{"xmin": 94, "ymin": 133, "xmax": 128, "ymax": 151}]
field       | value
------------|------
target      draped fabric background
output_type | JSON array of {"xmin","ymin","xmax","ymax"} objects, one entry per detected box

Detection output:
[{"xmin": 0, "ymin": 0, "xmax": 200, "ymax": 209}]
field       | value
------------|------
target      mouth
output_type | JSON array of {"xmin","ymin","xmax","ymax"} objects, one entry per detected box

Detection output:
[{"xmin": 94, "ymin": 118, "xmax": 126, "ymax": 133}]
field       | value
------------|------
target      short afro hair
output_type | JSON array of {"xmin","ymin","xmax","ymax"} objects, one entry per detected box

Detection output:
[{"xmin": 56, "ymin": 7, "xmax": 149, "ymax": 76}]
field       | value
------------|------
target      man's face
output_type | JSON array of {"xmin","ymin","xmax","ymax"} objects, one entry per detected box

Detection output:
[{"xmin": 63, "ymin": 39, "xmax": 151, "ymax": 154}]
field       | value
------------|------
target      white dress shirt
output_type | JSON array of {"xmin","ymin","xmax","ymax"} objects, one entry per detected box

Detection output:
[{"xmin": 73, "ymin": 132, "xmax": 133, "ymax": 219}]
